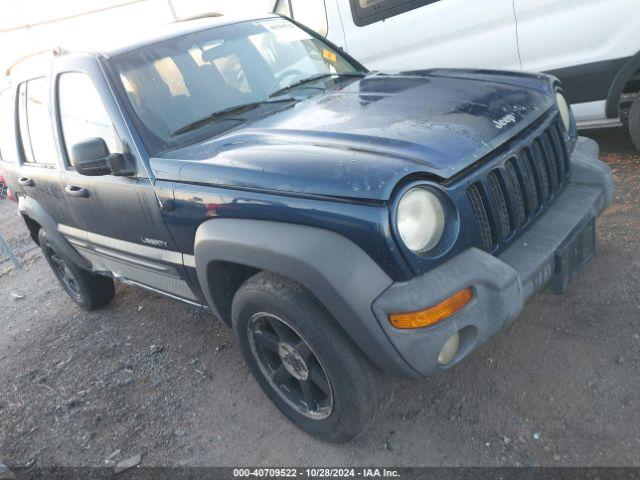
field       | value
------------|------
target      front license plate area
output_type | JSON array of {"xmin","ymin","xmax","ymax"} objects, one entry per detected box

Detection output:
[{"xmin": 550, "ymin": 217, "xmax": 596, "ymax": 294}]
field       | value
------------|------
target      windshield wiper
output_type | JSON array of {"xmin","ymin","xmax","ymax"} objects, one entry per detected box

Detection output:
[
  {"xmin": 268, "ymin": 72, "xmax": 366, "ymax": 99},
  {"xmin": 171, "ymin": 98, "xmax": 295, "ymax": 137}
]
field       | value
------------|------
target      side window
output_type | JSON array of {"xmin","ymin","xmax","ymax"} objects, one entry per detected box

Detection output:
[
  {"xmin": 0, "ymin": 87, "xmax": 18, "ymax": 163},
  {"xmin": 350, "ymin": 0, "xmax": 440, "ymax": 27},
  {"xmin": 290, "ymin": 0, "xmax": 329, "ymax": 37},
  {"xmin": 17, "ymin": 83, "xmax": 35, "ymax": 163},
  {"xmin": 16, "ymin": 79, "xmax": 58, "ymax": 165},
  {"xmin": 24, "ymin": 78, "xmax": 58, "ymax": 165},
  {"xmin": 58, "ymin": 72, "xmax": 123, "ymax": 166}
]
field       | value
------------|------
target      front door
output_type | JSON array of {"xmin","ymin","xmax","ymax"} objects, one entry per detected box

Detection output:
[{"xmin": 51, "ymin": 57, "xmax": 198, "ymax": 303}]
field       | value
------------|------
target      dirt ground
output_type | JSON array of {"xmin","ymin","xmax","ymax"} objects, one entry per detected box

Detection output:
[{"xmin": 1, "ymin": 129, "xmax": 639, "ymax": 468}]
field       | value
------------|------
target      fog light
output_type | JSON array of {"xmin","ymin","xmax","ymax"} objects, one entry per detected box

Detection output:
[{"xmin": 438, "ymin": 332, "xmax": 460, "ymax": 366}]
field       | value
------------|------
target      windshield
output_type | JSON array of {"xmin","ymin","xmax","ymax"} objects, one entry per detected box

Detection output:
[{"xmin": 109, "ymin": 18, "xmax": 362, "ymax": 155}]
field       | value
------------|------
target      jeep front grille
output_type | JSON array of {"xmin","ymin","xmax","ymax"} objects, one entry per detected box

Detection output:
[{"xmin": 468, "ymin": 118, "xmax": 571, "ymax": 252}]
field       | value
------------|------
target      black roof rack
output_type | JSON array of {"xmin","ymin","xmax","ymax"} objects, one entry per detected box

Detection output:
[
  {"xmin": 174, "ymin": 12, "xmax": 223, "ymax": 23},
  {"xmin": 5, "ymin": 47, "xmax": 68, "ymax": 77}
]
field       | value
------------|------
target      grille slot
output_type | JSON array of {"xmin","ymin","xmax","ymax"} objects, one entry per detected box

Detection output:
[
  {"xmin": 516, "ymin": 151, "xmax": 539, "ymax": 215},
  {"xmin": 487, "ymin": 171, "xmax": 511, "ymax": 240},
  {"xmin": 467, "ymin": 184, "xmax": 493, "ymax": 252},
  {"xmin": 540, "ymin": 132, "xmax": 559, "ymax": 192},
  {"xmin": 531, "ymin": 140, "xmax": 551, "ymax": 201},
  {"xmin": 468, "ymin": 118, "xmax": 571, "ymax": 252},
  {"xmin": 504, "ymin": 159, "xmax": 526, "ymax": 228}
]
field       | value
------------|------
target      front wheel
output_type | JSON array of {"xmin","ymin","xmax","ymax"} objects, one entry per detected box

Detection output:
[
  {"xmin": 232, "ymin": 271, "xmax": 392, "ymax": 443},
  {"xmin": 39, "ymin": 229, "xmax": 115, "ymax": 311}
]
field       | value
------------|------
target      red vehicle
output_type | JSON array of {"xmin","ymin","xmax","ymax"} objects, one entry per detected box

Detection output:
[{"xmin": 0, "ymin": 171, "xmax": 16, "ymax": 202}]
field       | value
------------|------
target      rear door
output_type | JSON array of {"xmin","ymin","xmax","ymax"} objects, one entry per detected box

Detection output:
[
  {"xmin": 10, "ymin": 77, "xmax": 67, "ymax": 222},
  {"xmin": 0, "ymin": 85, "xmax": 21, "ymax": 197},
  {"xmin": 51, "ymin": 55, "xmax": 199, "ymax": 303},
  {"xmin": 335, "ymin": 0, "xmax": 521, "ymax": 72}
]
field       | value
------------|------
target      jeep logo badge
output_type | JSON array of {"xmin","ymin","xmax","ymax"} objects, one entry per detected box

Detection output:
[{"xmin": 493, "ymin": 114, "xmax": 516, "ymax": 130}]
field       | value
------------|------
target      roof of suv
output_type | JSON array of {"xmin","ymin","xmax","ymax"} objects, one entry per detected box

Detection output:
[
  {"xmin": 2, "ymin": 14, "xmax": 279, "ymax": 82},
  {"xmin": 96, "ymin": 13, "xmax": 278, "ymax": 58}
]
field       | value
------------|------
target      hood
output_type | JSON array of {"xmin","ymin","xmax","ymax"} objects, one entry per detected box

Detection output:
[{"xmin": 153, "ymin": 69, "xmax": 556, "ymax": 201}]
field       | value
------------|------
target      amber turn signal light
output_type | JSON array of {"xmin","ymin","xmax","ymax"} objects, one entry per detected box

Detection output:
[{"xmin": 389, "ymin": 287, "xmax": 473, "ymax": 329}]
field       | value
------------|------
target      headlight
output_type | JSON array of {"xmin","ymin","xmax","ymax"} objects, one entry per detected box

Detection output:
[
  {"xmin": 556, "ymin": 91, "xmax": 572, "ymax": 131},
  {"xmin": 397, "ymin": 187, "xmax": 445, "ymax": 252}
]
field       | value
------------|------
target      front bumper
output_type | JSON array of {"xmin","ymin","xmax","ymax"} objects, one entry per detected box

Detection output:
[{"xmin": 372, "ymin": 137, "xmax": 613, "ymax": 377}]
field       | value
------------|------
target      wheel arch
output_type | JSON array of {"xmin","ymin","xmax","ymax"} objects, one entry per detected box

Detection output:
[
  {"xmin": 193, "ymin": 218, "xmax": 418, "ymax": 377},
  {"xmin": 205, "ymin": 260, "xmax": 260, "ymax": 327},
  {"xmin": 606, "ymin": 50, "xmax": 640, "ymax": 119},
  {"xmin": 18, "ymin": 195, "xmax": 90, "ymax": 269}
]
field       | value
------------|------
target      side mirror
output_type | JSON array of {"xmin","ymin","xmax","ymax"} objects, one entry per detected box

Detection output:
[{"xmin": 71, "ymin": 138, "xmax": 134, "ymax": 177}]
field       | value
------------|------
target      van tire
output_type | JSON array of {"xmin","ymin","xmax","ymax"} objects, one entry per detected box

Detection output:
[
  {"xmin": 232, "ymin": 271, "xmax": 392, "ymax": 443},
  {"xmin": 39, "ymin": 229, "xmax": 115, "ymax": 310}
]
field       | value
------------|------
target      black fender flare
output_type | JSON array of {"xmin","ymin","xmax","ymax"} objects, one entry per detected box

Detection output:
[
  {"xmin": 606, "ymin": 50, "xmax": 640, "ymax": 119},
  {"xmin": 193, "ymin": 219, "xmax": 419, "ymax": 377},
  {"xmin": 18, "ymin": 196, "xmax": 91, "ymax": 270}
]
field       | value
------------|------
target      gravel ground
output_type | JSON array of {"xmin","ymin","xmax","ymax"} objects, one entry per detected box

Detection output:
[{"xmin": 0, "ymin": 129, "xmax": 639, "ymax": 468}]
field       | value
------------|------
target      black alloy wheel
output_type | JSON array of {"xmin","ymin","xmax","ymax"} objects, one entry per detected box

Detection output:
[{"xmin": 248, "ymin": 312, "xmax": 333, "ymax": 419}]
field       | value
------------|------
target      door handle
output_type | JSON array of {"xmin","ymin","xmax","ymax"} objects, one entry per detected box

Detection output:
[
  {"xmin": 18, "ymin": 177, "xmax": 34, "ymax": 187},
  {"xmin": 64, "ymin": 185, "xmax": 90, "ymax": 198}
]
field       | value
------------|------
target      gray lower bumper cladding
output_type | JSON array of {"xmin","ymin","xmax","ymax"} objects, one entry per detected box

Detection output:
[{"xmin": 372, "ymin": 137, "xmax": 613, "ymax": 377}]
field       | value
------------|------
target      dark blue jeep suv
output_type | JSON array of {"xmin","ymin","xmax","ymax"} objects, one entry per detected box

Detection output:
[{"xmin": 0, "ymin": 14, "xmax": 613, "ymax": 442}]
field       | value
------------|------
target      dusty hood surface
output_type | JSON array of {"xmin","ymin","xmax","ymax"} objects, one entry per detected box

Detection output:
[{"xmin": 153, "ymin": 69, "xmax": 556, "ymax": 200}]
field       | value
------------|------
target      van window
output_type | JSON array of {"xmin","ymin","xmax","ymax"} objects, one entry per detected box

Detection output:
[
  {"xmin": 290, "ymin": 0, "xmax": 329, "ymax": 37},
  {"xmin": 350, "ymin": 0, "xmax": 440, "ymax": 26},
  {"xmin": 58, "ymin": 72, "xmax": 123, "ymax": 166},
  {"xmin": 16, "ymin": 79, "xmax": 58, "ymax": 165},
  {"xmin": 0, "ymin": 87, "xmax": 17, "ymax": 163}
]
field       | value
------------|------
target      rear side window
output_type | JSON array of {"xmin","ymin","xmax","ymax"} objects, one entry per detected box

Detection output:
[
  {"xmin": 57, "ymin": 72, "xmax": 123, "ymax": 165},
  {"xmin": 17, "ymin": 83, "xmax": 34, "ymax": 163},
  {"xmin": 25, "ymin": 79, "xmax": 58, "ymax": 164},
  {"xmin": 350, "ymin": 0, "xmax": 441, "ymax": 26},
  {"xmin": 17, "ymin": 78, "xmax": 58, "ymax": 165},
  {"xmin": 0, "ymin": 87, "xmax": 18, "ymax": 163}
]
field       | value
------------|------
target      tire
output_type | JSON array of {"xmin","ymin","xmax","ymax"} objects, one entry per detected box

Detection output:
[
  {"xmin": 39, "ymin": 229, "xmax": 115, "ymax": 311},
  {"xmin": 629, "ymin": 95, "xmax": 640, "ymax": 151},
  {"xmin": 232, "ymin": 271, "xmax": 392, "ymax": 443}
]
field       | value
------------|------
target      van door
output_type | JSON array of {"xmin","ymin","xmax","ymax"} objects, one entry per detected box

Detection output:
[
  {"xmin": 335, "ymin": 0, "xmax": 521, "ymax": 72},
  {"xmin": 514, "ymin": 0, "xmax": 637, "ymax": 122}
]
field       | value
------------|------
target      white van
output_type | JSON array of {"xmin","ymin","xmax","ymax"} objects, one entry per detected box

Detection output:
[{"xmin": 271, "ymin": 0, "xmax": 640, "ymax": 149}]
